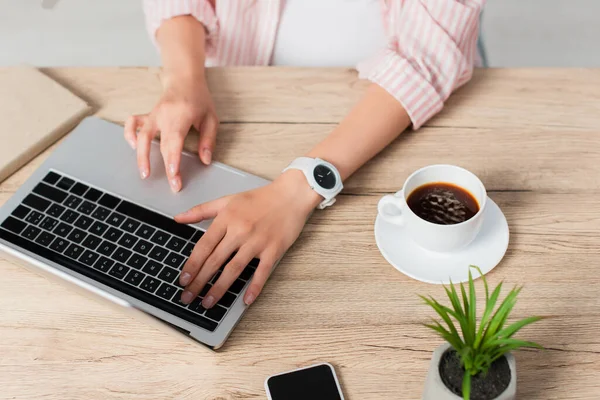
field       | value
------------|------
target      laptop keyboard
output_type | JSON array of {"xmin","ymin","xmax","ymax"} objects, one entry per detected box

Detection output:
[{"xmin": 0, "ymin": 170, "xmax": 259, "ymax": 332}]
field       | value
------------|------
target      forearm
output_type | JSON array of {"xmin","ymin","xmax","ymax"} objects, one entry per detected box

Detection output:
[
  {"xmin": 307, "ymin": 83, "xmax": 411, "ymax": 180},
  {"xmin": 156, "ymin": 15, "xmax": 207, "ymax": 86}
]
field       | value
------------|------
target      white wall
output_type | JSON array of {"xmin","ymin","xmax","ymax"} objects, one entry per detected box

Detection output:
[{"xmin": 1, "ymin": 0, "xmax": 599, "ymax": 67}]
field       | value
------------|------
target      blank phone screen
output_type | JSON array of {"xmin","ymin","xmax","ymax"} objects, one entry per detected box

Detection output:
[{"xmin": 267, "ymin": 364, "xmax": 343, "ymax": 400}]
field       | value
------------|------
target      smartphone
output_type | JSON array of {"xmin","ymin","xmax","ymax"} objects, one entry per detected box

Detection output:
[{"xmin": 265, "ymin": 363, "xmax": 345, "ymax": 400}]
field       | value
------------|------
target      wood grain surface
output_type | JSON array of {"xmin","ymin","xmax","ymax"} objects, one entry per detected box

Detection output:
[{"xmin": 1, "ymin": 67, "xmax": 600, "ymax": 399}]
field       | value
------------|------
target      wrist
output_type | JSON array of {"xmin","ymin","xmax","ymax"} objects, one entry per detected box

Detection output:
[{"xmin": 275, "ymin": 169, "xmax": 323, "ymax": 213}]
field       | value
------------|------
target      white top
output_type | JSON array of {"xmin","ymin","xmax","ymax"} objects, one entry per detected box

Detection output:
[{"xmin": 271, "ymin": 0, "xmax": 387, "ymax": 67}]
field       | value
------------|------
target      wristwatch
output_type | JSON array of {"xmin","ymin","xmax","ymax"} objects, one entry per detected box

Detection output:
[{"xmin": 283, "ymin": 157, "xmax": 344, "ymax": 209}]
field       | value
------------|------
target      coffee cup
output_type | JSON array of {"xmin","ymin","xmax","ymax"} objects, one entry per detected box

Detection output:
[{"xmin": 377, "ymin": 165, "xmax": 487, "ymax": 253}]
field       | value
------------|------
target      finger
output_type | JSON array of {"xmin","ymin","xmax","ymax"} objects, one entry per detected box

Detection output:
[
  {"xmin": 180, "ymin": 230, "xmax": 239, "ymax": 305},
  {"xmin": 197, "ymin": 114, "xmax": 218, "ymax": 165},
  {"xmin": 178, "ymin": 219, "xmax": 226, "ymax": 292},
  {"xmin": 136, "ymin": 121, "xmax": 155, "ymax": 179},
  {"xmin": 203, "ymin": 244, "xmax": 256, "ymax": 308},
  {"xmin": 159, "ymin": 132, "xmax": 185, "ymax": 193},
  {"xmin": 244, "ymin": 251, "xmax": 278, "ymax": 305},
  {"xmin": 124, "ymin": 115, "xmax": 143, "ymax": 149},
  {"xmin": 174, "ymin": 196, "xmax": 230, "ymax": 224}
]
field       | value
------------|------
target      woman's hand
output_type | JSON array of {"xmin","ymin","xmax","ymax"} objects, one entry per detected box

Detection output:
[
  {"xmin": 174, "ymin": 170, "xmax": 322, "ymax": 308},
  {"xmin": 124, "ymin": 75, "xmax": 218, "ymax": 192}
]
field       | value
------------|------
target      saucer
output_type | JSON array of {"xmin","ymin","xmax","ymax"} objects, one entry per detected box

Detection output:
[{"xmin": 374, "ymin": 195, "xmax": 509, "ymax": 284}]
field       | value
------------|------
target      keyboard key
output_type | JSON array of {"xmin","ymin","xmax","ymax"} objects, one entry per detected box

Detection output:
[
  {"xmin": 229, "ymin": 279, "xmax": 246, "ymax": 294},
  {"xmin": 33, "ymin": 182, "xmax": 68, "ymax": 203},
  {"xmin": 164, "ymin": 252, "xmax": 185, "ymax": 269},
  {"xmin": 42, "ymin": 171, "xmax": 61, "ymax": 185},
  {"xmin": 89, "ymin": 221, "xmax": 109, "ymax": 236},
  {"xmin": 140, "ymin": 276, "xmax": 160, "ymax": 293},
  {"xmin": 70, "ymin": 182, "xmax": 89, "ymax": 196},
  {"xmin": 64, "ymin": 195, "xmax": 82, "ymax": 209},
  {"xmin": 23, "ymin": 194, "xmax": 50, "ymax": 212},
  {"xmin": 64, "ymin": 243, "xmax": 84, "ymax": 259},
  {"xmin": 103, "ymin": 227, "xmax": 123, "ymax": 242},
  {"xmin": 25, "ymin": 210, "xmax": 45, "ymax": 225},
  {"xmin": 22, "ymin": 225, "xmax": 41, "ymax": 241},
  {"xmin": 166, "ymin": 236, "xmax": 185, "ymax": 252},
  {"xmin": 67, "ymin": 228, "xmax": 87, "ymax": 243},
  {"xmin": 81, "ymin": 234, "xmax": 102, "ymax": 250},
  {"xmin": 60, "ymin": 209, "xmax": 79, "ymax": 224},
  {"xmin": 11, "ymin": 205, "xmax": 31, "ymax": 219},
  {"xmin": 94, "ymin": 256, "xmax": 114, "ymax": 272},
  {"xmin": 158, "ymin": 266, "xmax": 178, "ymax": 283},
  {"xmin": 53, "ymin": 222, "xmax": 73, "ymax": 237},
  {"xmin": 249, "ymin": 258, "xmax": 260, "ymax": 268},
  {"xmin": 191, "ymin": 230, "xmax": 204, "ymax": 243},
  {"xmin": 172, "ymin": 289, "xmax": 187, "ymax": 306},
  {"xmin": 142, "ymin": 260, "xmax": 162, "ymax": 276},
  {"xmin": 1, "ymin": 217, "xmax": 26, "ymax": 234},
  {"xmin": 210, "ymin": 271, "xmax": 221, "ymax": 284},
  {"xmin": 124, "ymin": 269, "xmax": 145, "ymax": 285},
  {"xmin": 189, "ymin": 298, "xmax": 206, "ymax": 314},
  {"xmin": 132, "ymin": 239, "xmax": 152, "ymax": 255},
  {"xmin": 97, "ymin": 241, "xmax": 117, "ymax": 257},
  {"xmin": 205, "ymin": 305, "xmax": 227, "ymax": 322},
  {"xmin": 109, "ymin": 264, "xmax": 130, "ymax": 279},
  {"xmin": 98, "ymin": 193, "xmax": 120, "ymax": 209},
  {"xmin": 84, "ymin": 188, "xmax": 103, "ymax": 202},
  {"xmin": 49, "ymin": 237, "xmax": 69, "ymax": 253},
  {"xmin": 79, "ymin": 250, "xmax": 99, "ymax": 267},
  {"xmin": 200, "ymin": 283, "xmax": 212, "ymax": 297},
  {"xmin": 57, "ymin": 177, "xmax": 75, "ymax": 190},
  {"xmin": 126, "ymin": 253, "xmax": 147, "ymax": 270},
  {"xmin": 239, "ymin": 266, "xmax": 254, "ymax": 281},
  {"xmin": 122, "ymin": 218, "xmax": 140, "ymax": 233},
  {"xmin": 150, "ymin": 231, "xmax": 170, "ymax": 246},
  {"xmin": 156, "ymin": 283, "xmax": 178, "ymax": 301},
  {"xmin": 47, "ymin": 203, "xmax": 65, "ymax": 218},
  {"xmin": 182, "ymin": 242, "xmax": 195, "ymax": 257},
  {"xmin": 117, "ymin": 233, "xmax": 137, "ymax": 249},
  {"xmin": 91, "ymin": 206, "xmax": 111, "ymax": 221},
  {"xmin": 107, "ymin": 212, "xmax": 126, "ymax": 227},
  {"xmin": 35, "ymin": 231, "xmax": 56, "ymax": 246},
  {"xmin": 113, "ymin": 247, "xmax": 132, "ymax": 263},
  {"xmin": 74, "ymin": 215, "xmax": 93, "ymax": 230},
  {"xmin": 77, "ymin": 200, "xmax": 96, "ymax": 215},
  {"xmin": 117, "ymin": 200, "xmax": 195, "ymax": 240},
  {"xmin": 218, "ymin": 292, "xmax": 237, "ymax": 308},
  {"xmin": 39, "ymin": 216, "xmax": 59, "ymax": 231},
  {"xmin": 136, "ymin": 224, "xmax": 156, "ymax": 240},
  {"xmin": 148, "ymin": 246, "xmax": 168, "ymax": 262},
  {"xmin": 0, "ymin": 229, "xmax": 218, "ymax": 332}
]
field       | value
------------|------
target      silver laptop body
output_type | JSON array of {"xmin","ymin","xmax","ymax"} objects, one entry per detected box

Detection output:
[{"xmin": 0, "ymin": 117, "xmax": 273, "ymax": 349}]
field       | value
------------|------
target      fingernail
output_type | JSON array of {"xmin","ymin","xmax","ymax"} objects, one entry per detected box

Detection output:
[
  {"xmin": 202, "ymin": 295, "xmax": 215, "ymax": 308},
  {"xmin": 244, "ymin": 293, "xmax": 256, "ymax": 305},
  {"xmin": 170, "ymin": 177, "xmax": 180, "ymax": 192},
  {"xmin": 203, "ymin": 149, "xmax": 212, "ymax": 164},
  {"xmin": 181, "ymin": 291, "xmax": 194, "ymax": 304},
  {"xmin": 140, "ymin": 169, "xmax": 148, "ymax": 179},
  {"xmin": 169, "ymin": 163, "xmax": 177, "ymax": 176},
  {"xmin": 180, "ymin": 272, "xmax": 191, "ymax": 286},
  {"xmin": 128, "ymin": 140, "xmax": 136, "ymax": 150}
]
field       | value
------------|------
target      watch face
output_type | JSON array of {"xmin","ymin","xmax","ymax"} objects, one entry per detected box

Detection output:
[{"xmin": 313, "ymin": 164, "xmax": 337, "ymax": 190}]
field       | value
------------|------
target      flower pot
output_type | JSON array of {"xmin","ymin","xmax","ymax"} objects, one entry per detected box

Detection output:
[{"xmin": 422, "ymin": 343, "xmax": 516, "ymax": 400}]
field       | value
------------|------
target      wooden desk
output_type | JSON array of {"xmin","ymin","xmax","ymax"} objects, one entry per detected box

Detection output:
[{"xmin": 1, "ymin": 67, "xmax": 600, "ymax": 399}]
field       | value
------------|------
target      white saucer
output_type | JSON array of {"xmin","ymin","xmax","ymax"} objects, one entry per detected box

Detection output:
[{"xmin": 374, "ymin": 196, "xmax": 509, "ymax": 284}]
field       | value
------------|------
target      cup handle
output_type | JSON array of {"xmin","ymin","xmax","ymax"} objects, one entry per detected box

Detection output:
[{"xmin": 378, "ymin": 192, "xmax": 406, "ymax": 226}]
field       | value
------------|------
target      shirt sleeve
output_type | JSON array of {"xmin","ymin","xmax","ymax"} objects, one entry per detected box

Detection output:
[
  {"xmin": 357, "ymin": 0, "xmax": 485, "ymax": 129},
  {"xmin": 143, "ymin": 0, "xmax": 218, "ymax": 51}
]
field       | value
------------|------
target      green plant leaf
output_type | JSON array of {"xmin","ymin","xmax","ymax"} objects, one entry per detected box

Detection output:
[
  {"xmin": 489, "ymin": 340, "xmax": 543, "ymax": 362},
  {"xmin": 423, "ymin": 321, "xmax": 464, "ymax": 351},
  {"xmin": 421, "ymin": 296, "xmax": 462, "ymax": 344},
  {"xmin": 460, "ymin": 282, "xmax": 474, "ymax": 345},
  {"xmin": 468, "ymin": 269, "xmax": 477, "ymax": 347},
  {"xmin": 462, "ymin": 371, "xmax": 471, "ymax": 400},
  {"xmin": 445, "ymin": 283, "xmax": 469, "ymax": 343},
  {"xmin": 470, "ymin": 265, "xmax": 488, "ymax": 301},
  {"xmin": 493, "ymin": 316, "xmax": 543, "ymax": 341},
  {"xmin": 483, "ymin": 286, "xmax": 522, "ymax": 343},
  {"xmin": 474, "ymin": 281, "xmax": 503, "ymax": 349}
]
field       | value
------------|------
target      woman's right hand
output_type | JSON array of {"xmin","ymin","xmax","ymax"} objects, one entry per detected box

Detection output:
[{"xmin": 124, "ymin": 74, "xmax": 219, "ymax": 192}]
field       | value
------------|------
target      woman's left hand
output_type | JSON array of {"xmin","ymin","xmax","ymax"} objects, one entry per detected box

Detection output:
[{"xmin": 174, "ymin": 170, "xmax": 321, "ymax": 308}]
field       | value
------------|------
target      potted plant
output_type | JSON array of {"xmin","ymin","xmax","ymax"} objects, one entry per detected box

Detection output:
[{"xmin": 421, "ymin": 266, "xmax": 543, "ymax": 400}]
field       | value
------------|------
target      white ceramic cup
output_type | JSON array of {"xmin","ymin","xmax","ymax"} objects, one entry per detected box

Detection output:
[{"xmin": 377, "ymin": 165, "xmax": 487, "ymax": 253}]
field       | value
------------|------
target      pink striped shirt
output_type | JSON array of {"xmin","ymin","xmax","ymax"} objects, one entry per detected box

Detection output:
[{"xmin": 143, "ymin": 0, "xmax": 484, "ymax": 128}]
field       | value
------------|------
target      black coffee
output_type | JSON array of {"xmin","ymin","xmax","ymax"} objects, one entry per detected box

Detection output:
[{"xmin": 406, "ymin": 182, "xmax": 479, "ymax": 225}]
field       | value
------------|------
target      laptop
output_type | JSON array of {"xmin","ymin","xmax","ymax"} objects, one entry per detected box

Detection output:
[{"xmin": 0, "ymin": 117, "xmax": 274, "ymax": 349}]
